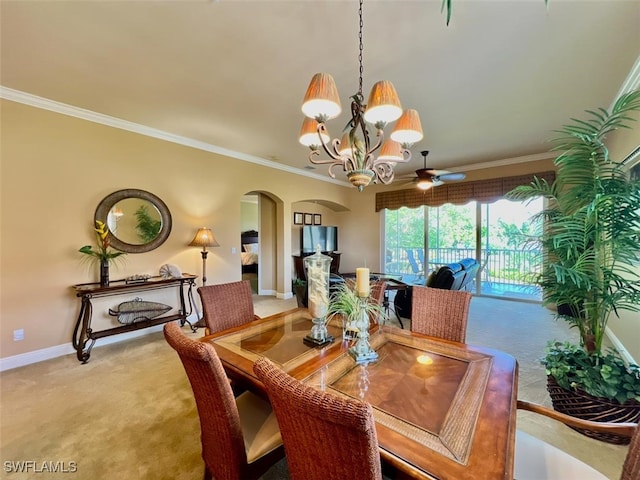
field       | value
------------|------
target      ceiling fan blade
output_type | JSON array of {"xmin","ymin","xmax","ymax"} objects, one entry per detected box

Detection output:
[{"xmin": 436, "ymin": 172, "xmax": 466, "ymax": 182}]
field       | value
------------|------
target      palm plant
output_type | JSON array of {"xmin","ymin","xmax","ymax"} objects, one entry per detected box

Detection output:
[{"xmin": 507, "ymin": 89, "xmax": 640, "ymax": 404}]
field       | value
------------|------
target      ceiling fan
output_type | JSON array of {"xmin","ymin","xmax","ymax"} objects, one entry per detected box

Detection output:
[{"xmin": 404, "ymin": 150, "xmax": 467, "ymax": 190}]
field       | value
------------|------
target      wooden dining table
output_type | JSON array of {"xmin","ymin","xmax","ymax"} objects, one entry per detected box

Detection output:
[{"xmin": 201, "ymin": 308, "xmax": 518, "ymax": 480}]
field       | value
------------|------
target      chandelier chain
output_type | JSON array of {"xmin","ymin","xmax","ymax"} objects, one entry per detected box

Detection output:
[{"xmin": 358, "ymin": 0, "xmax": 364, "ymax": 99}]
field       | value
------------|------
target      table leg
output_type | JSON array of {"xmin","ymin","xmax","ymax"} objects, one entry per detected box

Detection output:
[{"xmin": 72, "ymin": 296, "xmax": 95, "ymax": 363}]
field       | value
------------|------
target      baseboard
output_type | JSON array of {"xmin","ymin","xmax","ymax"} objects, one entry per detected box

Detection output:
[
  {"xmin": 277, "ymin": 291, "xmax": 294, "ymax": 300},
  {"xmin": 605, "ymin": 326, "xmax": 637, "ymax": 365},
  {"xmin": 0, "ymin": 317, "xmax": 199, "ymax": 372}
]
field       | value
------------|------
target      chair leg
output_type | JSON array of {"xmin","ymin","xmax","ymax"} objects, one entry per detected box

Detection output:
[
  {"xmin": 203, "ymin": 466, "xmax": 212, "ymax": 480},
  {"xmin": 392, "ymin": 296, "xmax": 405, "ymax": 329}
]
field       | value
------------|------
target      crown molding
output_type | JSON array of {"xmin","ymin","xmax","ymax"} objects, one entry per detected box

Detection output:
[
  {"xmin": 612, "ymin": 54, "xmax": 640, "ymax": 109},
  {"xmin": 0, "ymin": 86, "xmax": 350, "ymax": 187},
  {"xmin": 445, "ymin": 151, "xmax": 556, "ymax": 173}
]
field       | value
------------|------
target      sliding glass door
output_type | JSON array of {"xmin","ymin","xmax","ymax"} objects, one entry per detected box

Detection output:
[{"xmin": 383, "ymin": 198, "xmax": 542, "ymax": 301}]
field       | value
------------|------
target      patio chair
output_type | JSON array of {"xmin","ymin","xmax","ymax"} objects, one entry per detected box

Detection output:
[
  {"xmin": 253, "ymin": 357, "xmax": 383, "ymax": 480},
  {"xmin": 515, "ymin": 400, "xmax": 638, "ymax": 480},
  {"xmin": 410, "ymin": 286, "xmax": 471, "ymax": 343},
  {"xmin": 404, "ymin": 248, "xmax": 424, "ymax": 283},
  {"xmin": 163, "ymin": 322, "xmax": 284, "ymax": 480},
  {"xmin": 478, "ymin": 250, "xmax": 492, "ymax": 289}
]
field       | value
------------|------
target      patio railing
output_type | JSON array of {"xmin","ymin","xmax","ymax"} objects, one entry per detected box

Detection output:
[{"xmin": 385, "ymin": 246, "xmax": 541, "ymax": 300}]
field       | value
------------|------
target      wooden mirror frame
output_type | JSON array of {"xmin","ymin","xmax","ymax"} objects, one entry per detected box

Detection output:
[{"xmin": 94, "ymin": 189, "xmax": 172, "ymax": 253}]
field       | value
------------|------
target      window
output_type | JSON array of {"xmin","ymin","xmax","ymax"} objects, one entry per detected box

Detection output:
[{"xmin": 383, "ymin": 198, "xmax": 542, "ymax": 301}]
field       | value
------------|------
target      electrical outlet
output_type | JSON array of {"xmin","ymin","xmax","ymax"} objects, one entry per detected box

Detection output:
[
  {"xmin": 231, "ymin": 247, "xmax": 237, "ymax": 254},
  {"xmin": 13, "ymin": 329, "xmax": 24, "ymax": 341}
]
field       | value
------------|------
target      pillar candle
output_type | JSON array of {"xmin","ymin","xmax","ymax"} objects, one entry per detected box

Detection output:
[{"xmin": 356, "ymin": 267, "xmax": 370, "ymax": 297}]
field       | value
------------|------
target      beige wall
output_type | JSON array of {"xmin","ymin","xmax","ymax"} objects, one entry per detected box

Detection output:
[
  {"xmin": 605, "ymin": 107, "xmax": 640, "ymax": 363},
  {"xmin": 3, "ymin": 97, "xmax": 616, "ymax": 365},
  {"xmin": 0, "ymin": 99, "xmax": 372, "ymax": 359},
  {"xmin": 240, "ymin": 196, "xmax": 258, "ymax": 232}
]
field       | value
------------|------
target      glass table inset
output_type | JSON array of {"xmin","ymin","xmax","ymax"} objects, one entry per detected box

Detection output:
[{"xmin": 303, "ymin": 329, "xmax": 493, "ymax": 465}]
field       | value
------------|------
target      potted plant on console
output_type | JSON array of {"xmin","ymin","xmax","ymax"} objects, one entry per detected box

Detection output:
[
  {"xmin": 79, "ymin": 220, "xmax": 126, "ymax": 287},
  {"xmin": 507, "ymin": 90, "xmax": 640, "ymax": 444}
]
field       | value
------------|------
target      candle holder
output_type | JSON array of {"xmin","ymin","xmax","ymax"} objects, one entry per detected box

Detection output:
[
  {"xmin": 303, "ymin": 246, "xmax": 334, "ymax": 347},
  {"xmin": 348, "ymin": 295, "xmax": 379, "ymax": 364}
]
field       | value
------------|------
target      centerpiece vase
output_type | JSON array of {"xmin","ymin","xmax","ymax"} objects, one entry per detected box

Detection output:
[{"xmin": 303, "ymin": 246, "xmax": 334, "ymax": 347}]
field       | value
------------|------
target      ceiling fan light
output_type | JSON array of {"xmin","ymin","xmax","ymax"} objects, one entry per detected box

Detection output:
[
  {"xmin": 416, "ymin": 179, "xmax": 433, "ymax": 191},
  {"xmin": 391, "ymin": 109, "xmax": 423, "ymax": 145},
  {"xmin": 363, "ymin": 81, "xmax": 402, "ymax": 125},
  {"xmin": 377, "ymin": 139, "xmax": 403, "ymax": 163},
  {"xmin": 301, "ymin": 73, "xmax": 342, "ymax": 121},
  {"xmin": 298, "ymin": 118, "xmax": 330, "ymax": 148}
]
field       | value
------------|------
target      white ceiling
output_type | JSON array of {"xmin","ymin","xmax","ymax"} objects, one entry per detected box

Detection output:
[{"xmin": 2, "ymin": 1, "xmax": 639, "ymax": 183}]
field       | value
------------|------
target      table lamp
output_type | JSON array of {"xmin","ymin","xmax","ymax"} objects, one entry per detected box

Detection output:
[{"xmin": 189, "ymin": 227, "xmax": 219, "ymax": 285}]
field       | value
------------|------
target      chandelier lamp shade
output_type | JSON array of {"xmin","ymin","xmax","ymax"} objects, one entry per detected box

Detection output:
[{"xmin": 298, "ymin": 0, "xmax": 423, "ymax": 192}]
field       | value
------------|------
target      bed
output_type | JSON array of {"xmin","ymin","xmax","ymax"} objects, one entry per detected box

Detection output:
[{"xmin": 240, "ymin": 230, "xmax": 259, "ymax": 274}]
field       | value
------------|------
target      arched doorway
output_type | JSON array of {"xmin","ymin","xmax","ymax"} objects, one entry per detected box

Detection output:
[{"xmin": 240, "ymin": 191, "xmax": 281, "ymax": 296}]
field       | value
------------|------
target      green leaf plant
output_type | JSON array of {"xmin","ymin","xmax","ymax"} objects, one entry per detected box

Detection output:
[
  {"xmin": 507, "ymin": 90, "xmax": 640, "ymax": 403},
  {"xmin": 326, "ymin": 281, "xmax": 387, "ymax": 329}
]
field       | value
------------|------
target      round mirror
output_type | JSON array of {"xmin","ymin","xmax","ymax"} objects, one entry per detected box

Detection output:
[{"xmin": 95, "ymin": 189, "xmax": 172, "ymax": 253}]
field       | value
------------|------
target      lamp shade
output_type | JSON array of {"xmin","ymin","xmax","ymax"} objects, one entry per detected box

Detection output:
[
  {"xmin": 189, "ymin": 228, "xmax": 219, "ymax": 248},
  {"xmin": 390, "ymin": 109, "xmax": 424, "ymax": 146},
  {"xmin": 363, "ymin": 80, "xmax": 402, "ymax": 125},
  {"xmin": 301, "ymin": 73, "xmax": 342, "ymax": 121},
  {"xmin": 377, "ymin": 139, "xmax": 404, "ymax": 163},
  {"xmin": 299, "ymin": 118, "xmax": 330, "ymax": 148},
  {"xmin": 338, "ymin": 132, "xmax": 352, "ymax": 157}
]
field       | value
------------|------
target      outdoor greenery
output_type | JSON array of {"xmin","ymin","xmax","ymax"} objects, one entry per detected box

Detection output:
[
  {"xmin": 507, "ymin": 89, "xmax": 640, "ymax": 404},
  {"xmin": 384, "ymin": 201, "xmax": 541, "ymax": 286}
]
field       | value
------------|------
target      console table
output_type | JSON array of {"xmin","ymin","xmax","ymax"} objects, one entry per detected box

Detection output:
[{"xmin": 72, "ymin": 274, "xmax": 197, "ymax": 363}]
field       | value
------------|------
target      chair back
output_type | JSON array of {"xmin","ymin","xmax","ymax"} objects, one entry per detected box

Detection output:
[
  {"xmin": 163, "ymin": 321, "xmax": 249, "ymax": 480},
  {"xmin": 622, "ymin": 424, "xmax": 640, "ymax": 480},
  {"xmin": 410, "ymin": 286, "xmax": 471, "ymax": 343},
  {"xmin": 198, "ymin": 280, "xmax": 258, "ymax": 334},
  {"xmin": 369, "ymin": 280, "xmax": 387, "ymax": 324},
  {"xmin": 253, "ymin": 357, "xmax": 383, "ymax": 480}
]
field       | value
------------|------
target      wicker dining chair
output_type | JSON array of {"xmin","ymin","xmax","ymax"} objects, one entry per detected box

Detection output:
[
  {"xmin": 370, "ymin": 280, "xmax": 387, "ymax": 324},
  {"xmin": 198, "ymin": 280, "xmax": 260, "ymax": 335},
  {"xmin": 515, "ymin": 400, "xmax": 639, "ymax": 480},
  {"xmin": 253, "ymin": 357, "xmax": 383, "ymax": 480},
  {"xmin": 410, "ymin": 286, "xmax": 472, "ymax": 343},
  {"xmin": 163, "ymin": 322, "xmax": 284, "ymax": 480}
]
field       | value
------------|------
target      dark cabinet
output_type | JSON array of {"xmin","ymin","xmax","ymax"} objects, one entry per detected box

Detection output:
[{"xmin": 293, "ymin": 252, "xmax": 341, "ymax": 280}]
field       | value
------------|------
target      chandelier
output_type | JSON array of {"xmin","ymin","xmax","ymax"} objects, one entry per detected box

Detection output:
[{"xmin": 298, "ymin": 0, "xmax": 423, "ymax": 192}]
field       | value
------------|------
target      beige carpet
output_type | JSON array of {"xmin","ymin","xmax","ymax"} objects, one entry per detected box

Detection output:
[{"xmin": 0, "ymin": 295, "xmax": 628, "ymax": 479}]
